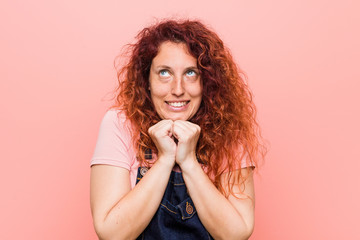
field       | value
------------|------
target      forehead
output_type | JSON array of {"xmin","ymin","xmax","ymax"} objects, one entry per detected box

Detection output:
[{"xmin": 151, "ymin": 41, "xmax": 197, "ymax": 67}]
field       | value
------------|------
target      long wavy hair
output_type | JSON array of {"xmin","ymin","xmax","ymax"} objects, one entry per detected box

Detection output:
[{"xmin": 113, "ymin": 19, "xmax": 267, "ymax": 196}]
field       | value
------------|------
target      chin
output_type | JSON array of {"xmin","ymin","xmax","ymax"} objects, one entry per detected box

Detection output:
[
  {"xmin": 166, "ymin": 117, "xmax": 186, "ymax": 121},
  {"xmin": 162, "ymin": 114, "xmax": 189, "ymax": 121}
]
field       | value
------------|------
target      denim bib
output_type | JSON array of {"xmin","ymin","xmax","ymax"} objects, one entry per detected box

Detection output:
[{"xmin": 135, "ymin": 165, "xmax": 214, "ymax": 240}]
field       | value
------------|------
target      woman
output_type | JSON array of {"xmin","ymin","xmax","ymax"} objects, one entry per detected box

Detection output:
[{"xmin": 90, "ymin": 19, "xmax": 266, "ymax": 240}]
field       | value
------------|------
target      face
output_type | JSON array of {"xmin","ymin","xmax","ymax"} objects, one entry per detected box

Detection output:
[{"xmin": 149, "ymin": 41, "xmax": 202, "ymax": 121}]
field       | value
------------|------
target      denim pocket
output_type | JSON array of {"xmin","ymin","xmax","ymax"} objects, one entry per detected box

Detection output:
[
  {"xmin": 177, "ymin": 197, "xmax": 197, "ymax": 220},
  {"xmin": 160, "ymin": 196, "xmax": 197, "ymax": 221},
  {"xmin": 160, "ymin": 199, "xmax": 179, "ymax": 218}
]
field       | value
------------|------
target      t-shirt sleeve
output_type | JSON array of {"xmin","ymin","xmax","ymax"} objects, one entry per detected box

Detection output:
[
  {"xmin": 90, "ymin": 110, "xmax": 134, "ymax": 170},
  {"xmin": 237, "ymin": 144, "xmax": 256, "ymax": 169},
  {"xmin": 240, "ymin": 151, "xmax": 255, "ymax": 169},
  {"xmin": 221, "ymin": 145, "xmax": 255, "ymax": 172}
]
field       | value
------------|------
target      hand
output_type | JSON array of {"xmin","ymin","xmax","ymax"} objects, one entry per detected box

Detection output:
[
  {"xmin": 172, "ymin": 120, "xmax": 201, "ymax": 168},
  {"xmin": 148, "ymin": 120, "xmax": 177, "ymax": 167}
]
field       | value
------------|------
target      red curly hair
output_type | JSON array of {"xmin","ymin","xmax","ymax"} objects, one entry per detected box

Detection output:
[{"xmin": 113, "ymin": 19, "xmax": 266, "ymax": 196}]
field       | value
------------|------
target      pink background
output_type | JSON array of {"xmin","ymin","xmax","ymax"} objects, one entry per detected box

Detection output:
[{"xmin": 1, "ymin": 0, "xmax": 359, "ymax": 239}]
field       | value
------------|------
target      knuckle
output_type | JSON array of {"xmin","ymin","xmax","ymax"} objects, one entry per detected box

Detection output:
[
  {"xmin": 148, "ymin": 126, "xmax": 154, "ymax": 134},
  {"xmin": 153, "ymin": 131, "xmax": 161, "ymax": 138},
  {"xmin": 183, "ymin": 135, "xmax": 190, "ymax": 142}
]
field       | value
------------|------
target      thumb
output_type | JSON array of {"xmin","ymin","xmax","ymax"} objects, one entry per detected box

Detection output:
[{"xmin": 168, "ymin": 121, "xmax": 174, "ymax": 137}]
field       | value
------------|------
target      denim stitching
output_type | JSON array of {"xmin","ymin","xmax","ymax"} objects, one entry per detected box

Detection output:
[
  {"xmin": 170, "ymin": 181, "xmax": 185, "ymax": 185},
  {"xmin": 181, "ymin": 212, "xmax": 196, "ymax": 220},
  {"xmin": 160, "ymin": 203, "xmax": 177, "ymax": 215}
]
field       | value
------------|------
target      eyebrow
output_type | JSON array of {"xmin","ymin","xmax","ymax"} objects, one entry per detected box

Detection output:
[
  {"xmin": 154, "ymin": 65, "xmax": 199, "ymax": 70},
  {"xmin": 154, "ymin": 65, "xmax": 172, "ymax": 69}
]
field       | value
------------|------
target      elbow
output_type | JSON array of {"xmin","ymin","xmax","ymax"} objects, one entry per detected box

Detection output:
[
  {"xmin": 222, "ymin": 228, "xmax": 253, "ymax": 240},
  {"xmin": 93, "ymin": 220, "xmax": 121, "ymax": 240},
  {"xmin": 93, "ymin": 221, "xmax": 110, "ymax": 240},
  {"xmin": 236, "ymin": 223, "xmax": 254, "ymax": 240},
  {"xmin": 221, "ymin": 222, "xmax": 254, "ymax": 240},
  {"xmin": 240, "ymin": 228, "xmax": 254, "ymax": 240},
  {"xmin": 236, "ymin": 213, "xmax": 255, "ymax": 240},
  {"xmin": 93, "ymin": 219, "xmax": 135, "ymax": 240},
  {"xmin": 93, "ymin": 226, "xmax": 120, "ymax": 240}
]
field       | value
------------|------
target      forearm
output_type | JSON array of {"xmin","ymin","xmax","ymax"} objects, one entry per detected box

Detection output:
[
  {"xmin": 96, "ymin": 159, "xmax": 173, "ymax": 240},
  {"xmin": 181, "ymin": 160, "xmax": 253, "ymax": 240}
]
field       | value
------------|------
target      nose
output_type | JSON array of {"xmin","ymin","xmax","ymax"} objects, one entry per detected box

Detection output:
[{"xmin": 171, "ymin": 76, "xmax": 185, "ymax": 97}]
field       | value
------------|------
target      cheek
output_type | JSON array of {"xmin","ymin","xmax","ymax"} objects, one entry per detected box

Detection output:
[
  {"xmin": 150, "ymin": 86, "xmax": 168, "ymax": 103},
  {"xmin": 188, "ymin": 85, "xmax": 203, "ymax": 97}
]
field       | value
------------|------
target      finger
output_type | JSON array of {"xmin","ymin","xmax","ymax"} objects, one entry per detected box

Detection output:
[
  {"xmin": 150, "ymin": 120, "xmax": 173, "ymax": 138},
  {"xmin": 173, "ymin": 122, "xmax": 191, "ymax": 141},
  {"xmin": 182, "ymin": 121, "xmax": 201, "ymax": 132},
  {"xmin": 155, "ymin": 120, "xmax": 174, "ymax": 137},
  {"xmin": 156, "ymin": 120, "xmax": 174, "ymax": 138},
  {"xmin": 174, "ymin": 120, "xmax": 199, "ymax": 135},
  {"xmin": 148, "ymin": 120, "xmax": 166, "ymax": 133},
  {"xmin": 149, "ymin": 120, "xmax": 172, "ymax": 134}
]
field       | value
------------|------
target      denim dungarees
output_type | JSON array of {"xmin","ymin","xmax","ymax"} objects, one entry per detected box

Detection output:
[{"xmin": 135, "ymin": 150, "xmax": 214, "ymax": 240}]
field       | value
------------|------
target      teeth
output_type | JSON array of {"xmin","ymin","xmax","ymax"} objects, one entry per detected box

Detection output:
[{"xmin": 167, "ymin": 101, "xmax": 188, "ymax": 107}]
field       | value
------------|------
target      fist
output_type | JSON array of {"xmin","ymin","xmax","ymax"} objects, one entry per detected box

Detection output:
[
  {"xmin": 172, "ymin": 120, "xmax": 201, "ymax": 166},
  {"xmin": 148, "ymin": 120, "xmax": 177, "ymax": 160}
]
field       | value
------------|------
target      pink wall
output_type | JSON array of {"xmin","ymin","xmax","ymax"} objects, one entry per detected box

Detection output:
[{"xmin": 1, "ymin": 0, "xmax": 359, "ymax": 239}]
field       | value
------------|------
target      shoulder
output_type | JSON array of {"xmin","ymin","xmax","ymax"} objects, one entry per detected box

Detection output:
[
  {"xmin": 94, "ymin": 108, "xmax": 135, "ymax": 152},
  {"xmin": 102, "ymin": 108, "xmax": 127, "ymax": 125},
  {"xmin": 91, "ymin": 108, "xmax": 137, "ymax": 169},
  {"xmin": 100, "ymin": 108, "xmax": 132, "ymax": 133}
]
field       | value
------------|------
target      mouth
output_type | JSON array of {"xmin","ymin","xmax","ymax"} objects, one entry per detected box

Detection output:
[{"xmin": 165, "ymin": 101, "xmax": 190, "ymax": 108}]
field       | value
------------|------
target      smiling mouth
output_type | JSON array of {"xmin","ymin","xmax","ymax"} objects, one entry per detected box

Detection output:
[{"xmin": 165, "ymin": 101, "xmax": 190, "ymax": 107}]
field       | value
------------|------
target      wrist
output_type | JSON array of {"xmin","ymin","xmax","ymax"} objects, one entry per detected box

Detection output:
[
  {"xmin": 156, "ymin": 155, "xmax": 176, "ymax": 170},
  {"xmin": 178, "ymin": 155, "xmax": 199, "ymax": 173}
]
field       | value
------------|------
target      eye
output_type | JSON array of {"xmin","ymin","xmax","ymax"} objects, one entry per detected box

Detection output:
[
  {"xmin": 159, "ymin": 69, "xmax": 170, "ymax": 77},
  {"xmin": 186, "ymin": 70, "xmax": 197, "ymax": 77}
]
